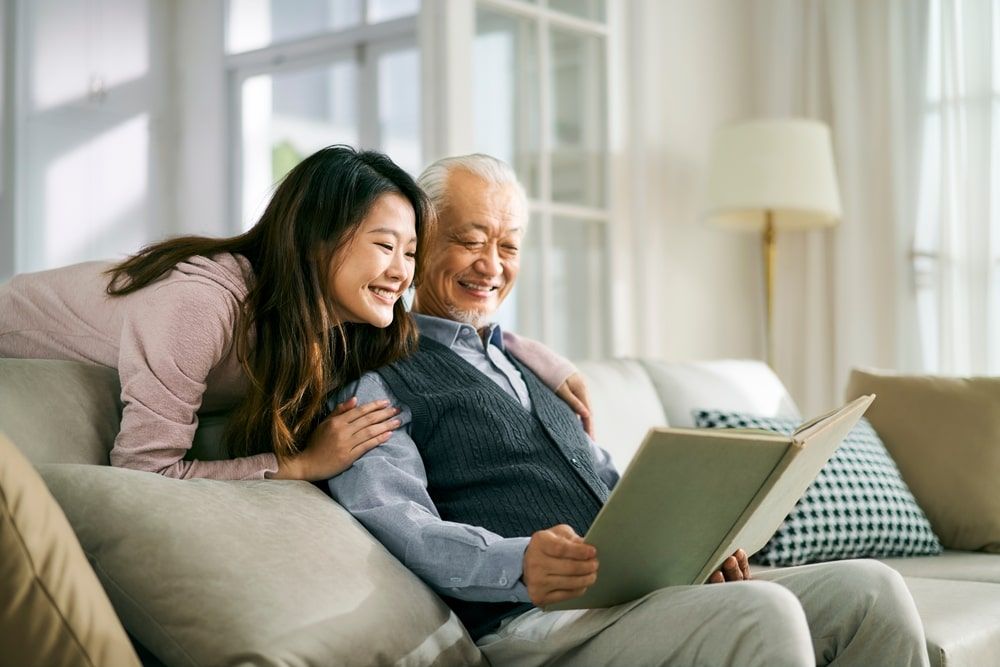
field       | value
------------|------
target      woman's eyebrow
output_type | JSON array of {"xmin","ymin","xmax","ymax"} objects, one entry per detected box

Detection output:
[{"xmin": 367, "ymin": 228, "xmax": 417, "ymax": 243}]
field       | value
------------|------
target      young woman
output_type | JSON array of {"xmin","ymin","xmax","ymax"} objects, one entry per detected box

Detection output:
[{"xmin": 0, "ymin": 146, "xmax": 586, "ymax": 481}]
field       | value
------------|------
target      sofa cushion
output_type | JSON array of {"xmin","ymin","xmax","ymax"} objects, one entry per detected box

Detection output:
[
  {"xmin": 846, "ymin": 369, "xmax": 1000, "ymax": 552},
  {"xmin": 0, "ymin": 358, "xmax": 121, "ymax": 466},
  {"xmin": 880, "ymin": 551, "xmax": 1000, "ymax": 585},
  {"xmin": 0, "ymin": 433, "xmax": 140, "ymax": 667},
  {"xmin": 641, "ymin": 359, "xmax": 801, "ymax": 427},
  {"xmin": 39, "ymin": 464, "xmax": 484, "ymax": 667},
  {"xmin": 576, "ymin": 359, "xmax": 669, "ymax": 470},
  {"xmin": 695, "ymin": 411, "xmax": 942, "ymax": 566},
  {"xmin": 903, "ymin": 577, "xmax": 1000, "ymax": 667}
]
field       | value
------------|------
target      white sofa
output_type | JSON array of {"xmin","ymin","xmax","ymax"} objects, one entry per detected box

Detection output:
[{"xmin": 2, "ymin": 356, "xmax": 999, "ymax": 666}]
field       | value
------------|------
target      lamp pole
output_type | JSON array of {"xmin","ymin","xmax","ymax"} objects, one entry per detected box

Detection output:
[{"xmin": 763, "ymin": 210, "xmax": 776, "ymax": 368}]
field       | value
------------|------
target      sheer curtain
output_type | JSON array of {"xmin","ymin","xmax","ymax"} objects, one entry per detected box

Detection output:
[
  {"xmin": 749, "ymin": 0, "xmax": 929, "ymax": 413},
  {"xmin": 914, "ymin": 0, "xmax": 1000, "ymax": 375}
]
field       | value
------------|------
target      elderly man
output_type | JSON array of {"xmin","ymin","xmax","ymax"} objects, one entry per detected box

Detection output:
[{"xmin": 326, "ymin": 154, "xmax": 929, "ymax": 667}]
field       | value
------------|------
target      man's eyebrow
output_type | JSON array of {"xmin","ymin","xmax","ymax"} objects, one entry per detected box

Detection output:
[{"xmin": 453, "ymin": 223, "xmax": 523, "ymax": 234}]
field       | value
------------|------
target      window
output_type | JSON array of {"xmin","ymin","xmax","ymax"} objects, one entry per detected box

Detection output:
[
  {"xmin": 13, "ymin": 0, "xmax": 163, "ymax": 274},
  {"xmin": 473, "ymin": 0, "xmax": 611, "ymax": 359},
  {"xmin": 913, "ymin": 0, "xmax": 999, "ymax": 374},
  {"xmin": 226, "ymin": 0, "xmax": 421, "ymax": 228}
]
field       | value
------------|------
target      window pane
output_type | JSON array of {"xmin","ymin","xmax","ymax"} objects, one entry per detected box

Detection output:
[
  {"xmin": 474, "ymin": 8, "xmax": 541, "ymax": 199},
  {"xmin": 551, "ymin": 217, "xmax": 606, "ymax": 358},
  {"xmin": 497, "ymin": 212, "xmax": 542, "ymax": 337},
  {"xmin": 241, "ymin": 59, "xmax": 358, "ymax": 227},
  {"xmin": 378, "ymin": 46, "xmax": 421, "ymax": 175},
  {"xmin": 547, "ymin": 0, "xmax": 605, "ymax": 22},
  {"xmin": 368, "ymin": 0, "xmax": 419, "ymax": 23},
  {"xmin": 227, "ymin": 0, "xmax": 363, "ymax": 53},
  {"xmin": 550, "ymin": 28, "xmax": 606, "ymax": 207}
]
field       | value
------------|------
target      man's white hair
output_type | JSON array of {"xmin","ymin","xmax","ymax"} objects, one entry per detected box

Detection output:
[{"xmin": 417, "ymin": 153, "xmax": 528, "ymax": 216}]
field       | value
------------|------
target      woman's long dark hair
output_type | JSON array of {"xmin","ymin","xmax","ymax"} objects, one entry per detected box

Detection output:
[{"xmin": 105, "ymin": 146, "xmax": 432, "ymax": 461}]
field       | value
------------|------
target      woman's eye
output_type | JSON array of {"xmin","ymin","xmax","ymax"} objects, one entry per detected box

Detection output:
[
  {"xmin": 377, "ymin": 242, "xmax": 394, "ymax": 251},
  {"xmin": 405, "ymin": 251, "xmax": 416, "ymax": 259}
]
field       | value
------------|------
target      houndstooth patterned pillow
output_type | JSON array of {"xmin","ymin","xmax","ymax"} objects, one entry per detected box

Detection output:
[{"xmin": 694, "ymin": 410, "xmax": 943, "ymax": 567}]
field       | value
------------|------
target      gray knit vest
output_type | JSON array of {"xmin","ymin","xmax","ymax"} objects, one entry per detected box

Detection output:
[{"xmin": 377, "ymin": 336, "xmax": 610, "ymax": 639}]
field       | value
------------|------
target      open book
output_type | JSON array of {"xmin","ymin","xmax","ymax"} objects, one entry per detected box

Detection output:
[{"xmin": 545, "ymin": 394, "xmax": 876, "ymax": 611}]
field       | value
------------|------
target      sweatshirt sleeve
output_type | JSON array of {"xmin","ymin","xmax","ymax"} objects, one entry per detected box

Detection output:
[
  {"xmin": 502, "ymin": 331, "xmax": 576, "ymax": 391},
  {"xmin": 111, "ymin": 279, "xmax": 279, "ymax": 480}
]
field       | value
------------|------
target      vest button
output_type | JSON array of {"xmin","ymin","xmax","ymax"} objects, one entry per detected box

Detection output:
[{"xmin": 571, "ymin": 457, "xmax": 579, "ymax": 466}]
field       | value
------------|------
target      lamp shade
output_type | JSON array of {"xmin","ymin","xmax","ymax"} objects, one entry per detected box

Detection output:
[{"xmin": 703, "ymin": 119, "xmax": 842, "ymax": 232}]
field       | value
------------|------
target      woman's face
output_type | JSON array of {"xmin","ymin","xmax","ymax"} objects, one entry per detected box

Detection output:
[{"xmin": 327, "ymin": 192, "xmax": 417, "ymax": 328}]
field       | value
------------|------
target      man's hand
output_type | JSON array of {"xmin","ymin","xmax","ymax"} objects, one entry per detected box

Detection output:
[
  {"xmin": 522, "ymin": 524, "xmax": 599, "ymax": 606},
  {"xmin": 555, "ymin": 373, "xmax": 594, "ymax": 438},
  {"xmin": 707, "ymin": 549, "xmax": 752, "ymax": 584}
]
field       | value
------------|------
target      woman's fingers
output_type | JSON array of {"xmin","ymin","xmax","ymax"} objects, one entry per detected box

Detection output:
[
  {"xmin": 331, "ymin": 396, "xmax": 358, "ymax": 415},
  {"xmin": 341, "ymin": 399, "xmax": 392, "ymax": 423},
  {"xmin": 352, "ymin": 430, "xmax": 394, "ymax": 455}
]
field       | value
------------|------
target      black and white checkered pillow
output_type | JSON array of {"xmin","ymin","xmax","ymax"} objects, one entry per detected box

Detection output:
[{"xmin": 694, "ymin": 410, "xmax": 942, "ymax": 567}]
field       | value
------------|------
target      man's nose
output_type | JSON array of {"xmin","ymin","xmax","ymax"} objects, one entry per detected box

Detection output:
[{"xmin": 475, "ymin": 244, "xmax": 502, "ymax": 277}]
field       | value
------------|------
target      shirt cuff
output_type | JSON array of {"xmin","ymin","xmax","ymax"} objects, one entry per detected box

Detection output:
[{"xmin": 491, "ymin": 537, "xmax": 531, "ymax": 603}]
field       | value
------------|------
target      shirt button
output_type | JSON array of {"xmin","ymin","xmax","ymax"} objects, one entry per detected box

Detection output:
[{"xmin": 571, "ymin": 457, "xmax": 580, "ymax": 466}]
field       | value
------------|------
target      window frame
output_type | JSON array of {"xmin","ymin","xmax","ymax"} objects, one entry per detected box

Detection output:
[
  {"xmin": 473, "ymin": 0, "xmax": 614, "ymax": 359},
  {"xmin": 224, "ymin": 5, "xmax": 419, "ymax": 230}
]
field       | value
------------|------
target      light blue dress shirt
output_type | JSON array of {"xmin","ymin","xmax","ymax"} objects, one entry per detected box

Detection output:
[{"xmin": 327, "ymin": 313, "xmax": 619, "ymax": 604}]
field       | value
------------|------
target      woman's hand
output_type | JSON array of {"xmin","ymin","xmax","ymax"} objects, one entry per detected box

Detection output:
[
  {"xmin": 555, "ymin": 373, "xmax": 594, "ymax": 438},
  {"xmin": 275, "ymin": 397, "xmax": 400, "ymax": 481}
]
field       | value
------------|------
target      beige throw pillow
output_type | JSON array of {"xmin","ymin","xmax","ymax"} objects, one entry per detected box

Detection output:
[
  {"xmin": 38, "ymin": 464, "xmax": 485, "ymax": 667},
  {"xmin": 845, "ymin": 368, "xmax": 1000, "ymax": 552},
  {"xmin": 0, "ymin": 432, "xmax": 140, "ymax": 667}
]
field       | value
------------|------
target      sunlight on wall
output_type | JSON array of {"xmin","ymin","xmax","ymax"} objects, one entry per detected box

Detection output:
[
  {"xmin": 42, "ymin": 114, "xmax": 149, "ymax": 267},
  {"xmin": 31, "ymin": 0, "xmax": 148, "ymax": 111}
]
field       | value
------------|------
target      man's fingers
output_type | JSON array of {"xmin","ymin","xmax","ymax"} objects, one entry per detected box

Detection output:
[
  {"xmin": 539, "ymin": 534, "xmax": 595, "ymax": 560},
  {"xmin": 721, "ymin": 555, "xmax": 744, "ymax": 581},
  {"xmin": 708, "ymin": 571, "xmax": 725, "ymax": 584},
  {"xmin": 537, "ymin": 556, "xmax": 598, "ymax": 577},
  {"xmin": 736, "ymin": 549, "xmax": 752, "ymax": 580},
  {"xmin": 543, "ymin": 571, "xmax": 598, "ymax": 590}
]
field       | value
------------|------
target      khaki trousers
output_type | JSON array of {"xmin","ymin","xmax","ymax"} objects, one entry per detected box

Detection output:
[{"xmin": 476, "ymin": 560, "xmax": 929, "ymax": 667}]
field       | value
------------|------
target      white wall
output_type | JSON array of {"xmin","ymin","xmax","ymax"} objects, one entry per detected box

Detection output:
[
  {"xmin": 0, "ymin": 0, "xmax": 13, "ymax": 281},
  {"xmin": 623, "ymin": 0, "xmax": 763, "ymax": 362},
  {"xmin": 171, "ymin": 0, "xmax": 228, "ymax": 238}
]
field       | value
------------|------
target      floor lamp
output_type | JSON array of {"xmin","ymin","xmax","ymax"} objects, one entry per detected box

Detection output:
[{"xmin": 703, "ymin": 119, "xmax": 842, "ymax": 367}]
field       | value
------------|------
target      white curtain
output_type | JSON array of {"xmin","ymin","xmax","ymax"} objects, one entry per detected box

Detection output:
[
  {"xmin": 746, "ymin": 0, "xmax": 999, "ymax": 414},
  {"xmin": 914, "ymin": 0, "xmax": 1000, "ymax": 375}
]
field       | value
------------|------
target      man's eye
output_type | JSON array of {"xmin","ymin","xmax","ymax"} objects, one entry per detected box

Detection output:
[{"xmin": 502, "ymin": 245, "xmax": 519, "ymax": 252}]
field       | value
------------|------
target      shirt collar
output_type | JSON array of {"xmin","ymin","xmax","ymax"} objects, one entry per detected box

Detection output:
[{"xmin": 411, "ymin": 312, "xmax": 506, "ymax": 351}]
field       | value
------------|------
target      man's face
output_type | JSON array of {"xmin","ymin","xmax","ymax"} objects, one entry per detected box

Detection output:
[{"xmin": 414, "ymin": 169, "xmax": 525, "ymax": 327}]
